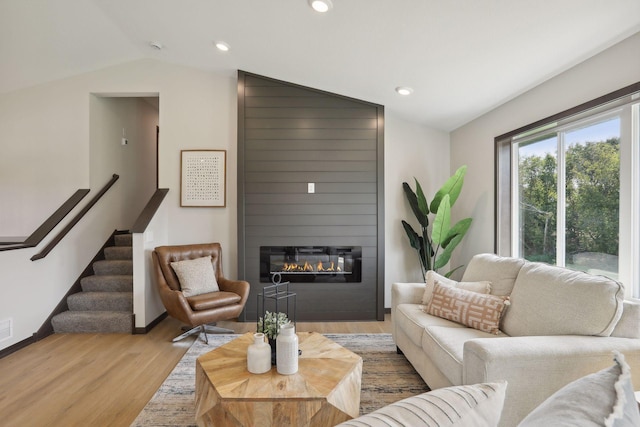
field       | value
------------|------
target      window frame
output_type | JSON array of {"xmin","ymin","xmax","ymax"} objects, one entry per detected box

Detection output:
[{"xmin": 495, "ymin": 82, "xmax": 640, "ymax": 297}]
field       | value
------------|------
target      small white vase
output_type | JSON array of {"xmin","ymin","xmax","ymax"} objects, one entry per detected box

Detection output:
[
  {"xmin": 247, "ymin": 333, "xmax": 271, "ymax": 374},
  {"xmin": 276, "ymin": 323, "xmax": 298, "ymax": 375}
]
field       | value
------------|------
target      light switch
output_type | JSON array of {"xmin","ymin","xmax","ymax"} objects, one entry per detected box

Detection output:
[{"xmin": 308, "ymin": 183, "xmax": 315, "ymax": 193}]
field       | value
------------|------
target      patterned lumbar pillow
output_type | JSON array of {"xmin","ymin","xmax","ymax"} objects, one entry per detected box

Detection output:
[
  {"xmin": 422, "ymin": 270, "xmax": 491, "ymax": 305},
  {"xmin": 427, "ymin": 282, "xmax": 510, "ymax": 334},
  {"xmin": 518, "ymin": 351, "xmax": 640, "ymax": 426},
  {"xmin": 170, "ymin": 256, "xmax": 220, "ymax": 297},
  {"xmin": 335, "ymin": 381, "xmax": 507, "ymax": 427}
]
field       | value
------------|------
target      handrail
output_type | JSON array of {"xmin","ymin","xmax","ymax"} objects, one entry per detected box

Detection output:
[
  {"xmin": 31, "ymin": 174, "xmax": 120, "ymax": 261},
  {"xmin": 0, "ymin": 189, "xmax": 90, "ymax": 252},
  {"xmin": 132, "ymin": 188, "xmax": 170, "ymax": 233}
]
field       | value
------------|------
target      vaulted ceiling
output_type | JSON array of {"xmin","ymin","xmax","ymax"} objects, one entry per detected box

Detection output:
[{"xmin": 1, "ymin": 0, "xmax": 639, "ymax": 131}]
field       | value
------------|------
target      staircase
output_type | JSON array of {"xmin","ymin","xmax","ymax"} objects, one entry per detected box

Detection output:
[{"xmin": 51, "ymin": 233, "xmax": 134, "ymax": 333}]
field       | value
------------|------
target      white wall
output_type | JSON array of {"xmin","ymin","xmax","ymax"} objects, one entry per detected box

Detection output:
[
  {"xmin": 133, "ymin": 195, "xmax": 169, "ymax": 329},
  {"xmin": 0, "ymin": 60, "xmax": 237, "ymax": 350},
  {"xmin": 0, "ymin": 58, "xmax": 439, "ymax": 349},
  {"xmin": 450, "ymin": 31, "xmax": 640, "ymax": 271},
  {"xmin": 384, "ymin": 113, "xmax": 450, "ymax": 303},
  {"xmin": 89, "ymin": 96, "xmax": 158, "ymax": 227}
]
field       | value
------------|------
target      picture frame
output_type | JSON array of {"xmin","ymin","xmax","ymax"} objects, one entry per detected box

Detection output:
[{"xmin": 180, "ymin": 149, "xmax": 226, "ymax": 207}]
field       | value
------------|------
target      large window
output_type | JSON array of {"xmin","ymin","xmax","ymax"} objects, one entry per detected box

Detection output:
[{"xmin": 496, "ymin": 83, "xmax": 640, "ymax": 297}]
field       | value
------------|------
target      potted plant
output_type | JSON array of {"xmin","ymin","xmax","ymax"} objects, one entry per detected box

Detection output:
[
  {"xmin": 257, "ymin": 311, "xmax": 290, "ymax": 340},
  {"xmin": 401, "ymin": 165, "xmax": 472, "ymax": 280},
  {"xmin": 257, "ymin": 311, "xmax": 290, "ymax": 364}
]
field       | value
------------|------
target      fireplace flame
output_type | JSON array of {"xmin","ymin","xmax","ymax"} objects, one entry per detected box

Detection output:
[{"xmin": 279, "ymin": 260, "xmax": 342, "ymax": 273}]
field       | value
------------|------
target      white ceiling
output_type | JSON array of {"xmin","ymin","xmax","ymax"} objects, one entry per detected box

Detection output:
[{"xmin": 1, "ymin": 0, "xmax": 639, "ymax": 131}]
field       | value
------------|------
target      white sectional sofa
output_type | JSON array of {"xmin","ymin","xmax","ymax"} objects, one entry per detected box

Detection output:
[{"xmin": 392, "ymin": 253, "xmax": 640, "ymax": 427}]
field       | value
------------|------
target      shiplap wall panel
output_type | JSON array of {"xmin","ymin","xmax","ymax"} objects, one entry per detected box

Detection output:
[{"xmin": 238, "ymin": 71, "xmax": 384, "ymax": 321}]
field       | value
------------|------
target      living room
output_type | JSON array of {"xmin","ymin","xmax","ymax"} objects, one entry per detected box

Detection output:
[{"xmin": 1, "ymin": 1, "xmax": 640, "ymax": 426}]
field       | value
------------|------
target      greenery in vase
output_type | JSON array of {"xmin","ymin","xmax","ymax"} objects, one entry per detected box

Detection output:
[
  {"xmin": 257, "ymin": 311, "xmax": 289, "ymax": 340},
  {"xmin": 401, "ymin": 165, "xmax": 472, "ymax": 280}
]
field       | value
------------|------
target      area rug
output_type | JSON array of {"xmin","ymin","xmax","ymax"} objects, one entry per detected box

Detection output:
[{"xmin": 131, "ymin": 333, "xmax": 429, "ymax": 426}]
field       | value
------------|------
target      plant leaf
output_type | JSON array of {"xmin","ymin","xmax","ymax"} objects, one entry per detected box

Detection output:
[
  {"xmin": 443, "ymin": 265, "xmax": 464, "ymax": 278},
  {"xmin": 431, "ymin": 194, "xmax": 451, "ymax": 246},
  {"xmin": 440, "ymin": 218, "xmax": 472, "ymax": 248},
  {"xmin": 435, "ymin": 230, "xmax": 466, "ymax": 269},
  {"xmin": 429, "ymin": 165, "xmax": 467, "ymax": 213},
  {"xmin": 403, "ymin": 181, "xmax": 429, "ymax": 228},
  {"xmin": 414, "ymin": 178, "xmax": 429, "ymax": 219},
  {"xmin": 401, "ymin": 221, "xmax": 422, "ymax": 251}
]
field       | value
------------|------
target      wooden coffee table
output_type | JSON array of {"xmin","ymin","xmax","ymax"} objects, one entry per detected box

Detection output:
[{"xmin": 195, "ymin": 332, "xmax": 363, "ymax": 427}]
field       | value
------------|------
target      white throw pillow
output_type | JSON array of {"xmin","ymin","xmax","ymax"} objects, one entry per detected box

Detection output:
[
  {"xmin": 518, "ymin": 351, "xmax": 640, "ymax": 427},
  {"xmin": 422, "ymin": 270, "xmax": 491, "ymax": 305},
  {"xmin": 170, "ymin": 256, "xmax": 219, "ymax": 297},
  {"xmin": 336, "ymin": 381, "xmax": 507, "ymax": 427}
]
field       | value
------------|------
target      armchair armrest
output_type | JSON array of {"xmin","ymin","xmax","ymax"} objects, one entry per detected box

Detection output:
[
  {"xmin": 218, "ymin": 277, "xmax": 250, "ymax": 306},
  {"xmin": 155, "ymin": 277, "xmax": 195, "ymax": 325}
]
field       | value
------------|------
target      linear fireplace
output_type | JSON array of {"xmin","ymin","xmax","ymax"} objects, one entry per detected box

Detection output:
[{"xmin": 260, "ymin": 246, "xmax": 362, "ymax": 283}]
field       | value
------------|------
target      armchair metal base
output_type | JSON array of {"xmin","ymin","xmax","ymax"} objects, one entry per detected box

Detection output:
[{"xmin": 173, "ymin": 323, "xmax": 235, "ymax": 344}]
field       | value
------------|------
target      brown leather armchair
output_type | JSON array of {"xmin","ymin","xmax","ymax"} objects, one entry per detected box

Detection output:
[{"xmin": 152, "ymin": 243, "xmax": 250, "ymax": 343}]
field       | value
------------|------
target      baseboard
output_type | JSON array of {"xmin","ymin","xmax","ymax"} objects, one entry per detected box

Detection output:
[
  {"xmin": 133, "ymin": 312, "xmax": 168, "ymax": 334},
  {"xmin": 0, "ymin": 334, "xmax": 36, "ymax": 359}
]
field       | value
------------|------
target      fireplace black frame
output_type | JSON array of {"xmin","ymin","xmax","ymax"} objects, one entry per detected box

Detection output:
[{"xmin": 260, "ymin": 246, "xmax": 362, "ymax": 283}]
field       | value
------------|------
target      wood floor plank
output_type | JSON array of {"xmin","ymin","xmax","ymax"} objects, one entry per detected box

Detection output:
[{"xmin": 0, "ymin": 314, "xmax": 391, "ymax": 426}]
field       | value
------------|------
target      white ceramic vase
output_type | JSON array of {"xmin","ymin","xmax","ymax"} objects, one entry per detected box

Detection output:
[
  {"xmin": 247, "ymin": 332, "xmax": 271, "ymax": 374},
  {"xmin": 276, "ymin": 323, "xmax": 299, "ymax": 375}
]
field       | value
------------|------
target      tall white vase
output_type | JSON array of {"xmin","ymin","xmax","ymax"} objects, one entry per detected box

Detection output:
[
  {"xmin": 247, "ymin": 333, "xmax": 271, "ymax": 374},
  {"xmin": 276, "ymin": 323, "xmax": 299, "ymax": 375}
]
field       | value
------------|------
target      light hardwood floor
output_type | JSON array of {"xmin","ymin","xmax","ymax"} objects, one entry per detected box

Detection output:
[{"xmin": 0, "ymin": 315, "xmax": 392, "ymax": 427}]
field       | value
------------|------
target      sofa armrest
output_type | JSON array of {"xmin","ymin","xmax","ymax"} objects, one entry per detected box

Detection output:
[
  {"xmin": 463, "ymin": 335, "xmax": 640, "ymax": 426},
  {"xmin": 391, "ymin": 282, "xmax": 425, "ymax": 307},
  {"xmin": 611, "ymin": 298, "xmax": 640, "ymax": 338},
  {"xmin": 391, "ymin": 282, "xmax": 426, "ymax": 345}
]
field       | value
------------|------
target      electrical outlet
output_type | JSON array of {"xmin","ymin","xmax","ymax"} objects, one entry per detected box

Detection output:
[{"xmin": 308, "ymin": 183, "xmax": 315, "ymax": 193}]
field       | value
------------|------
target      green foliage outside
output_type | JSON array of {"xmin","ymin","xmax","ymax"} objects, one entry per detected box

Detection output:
[{"xmin": 518, "ymin": 138, "xmax": 619, "ymax": 264}]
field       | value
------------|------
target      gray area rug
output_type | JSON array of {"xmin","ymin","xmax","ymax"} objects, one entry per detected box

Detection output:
[{"xmin": 131, "ymin": 333, "xmax": 429, "ymax": 426}]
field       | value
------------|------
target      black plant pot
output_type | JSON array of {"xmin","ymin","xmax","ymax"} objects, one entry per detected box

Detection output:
[{"xmin": 268, "ymin": 338, "xmax": 276, "ymax": 365}]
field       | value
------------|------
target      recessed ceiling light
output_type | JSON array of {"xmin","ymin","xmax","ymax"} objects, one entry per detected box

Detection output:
[
  {"xmin": 149, "ymin": 41, "xmax": 163, "ymax": 50},
  {"xmin": 308, "ymin": 0, "xmax": 333, "ymax": 13},
  {"xmin": 395, "ymin": 86, "xmax": 414, "ymax": 96},
  {"xmin": 215, "ymin": 41, "xmax": 230, "ymax": 52}
]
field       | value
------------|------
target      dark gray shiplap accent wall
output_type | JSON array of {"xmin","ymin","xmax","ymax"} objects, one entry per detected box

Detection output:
[{"xmin": 237, "ymin": 71, "xmax": 384, "ymax": 321}]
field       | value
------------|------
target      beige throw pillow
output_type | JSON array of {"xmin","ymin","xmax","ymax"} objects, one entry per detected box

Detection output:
[
  {"xmin": 422, "ymin": 270, "xmax": 491, "ymax": 305},
  {"xmin": 427, "ymin": 283, "xmax": 510, "ymax": 335},
  {"xmin": 170, "ymin": 256, "xmax": 220, "ymax": 297}
]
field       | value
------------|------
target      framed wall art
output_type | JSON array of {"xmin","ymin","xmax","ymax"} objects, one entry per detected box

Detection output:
[{"xmin": 180, "ymin": 149, "xmax": 226, "ymax": 207}]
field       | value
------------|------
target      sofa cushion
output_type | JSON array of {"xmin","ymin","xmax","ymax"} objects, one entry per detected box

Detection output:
[
  {"xmin": 170, "ymin": 256, "xmax": 220, "ymax": 297},
  {"xmin": 336, "ymin": 381, "xmax": 507, "ymax": 427},
  {"xmin": 395, "ymin": 303, "xmax": 465, "ymax": 348},
  {"xmin": 518, "ymin": 351, "xmax": 640, "ymax": 426},
  {"xmin": 502, "ymin": 262, "xmax": 624, "ymax": 337},
  {"xmin": 427, "ymin": 283, "xmax": 510, "ymax": 334},
  {"xmin": 461, "ymin": 253, "xmax": 525, "ymax": 296},
  {"xmin": 423, "ymin": 325, "xmax": 505, "ymax": 385},
  {"xmin": 422, "ymin": 270, "xmax": 491, "ymax": 305}
]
